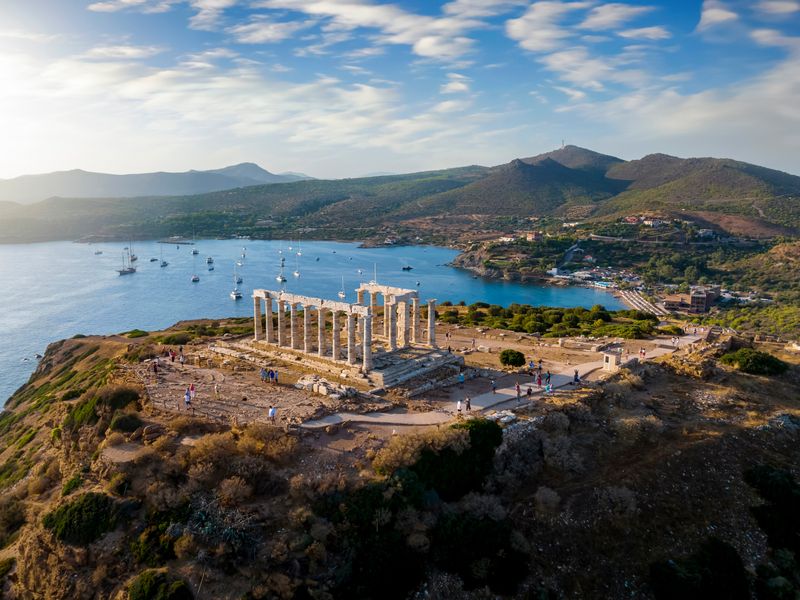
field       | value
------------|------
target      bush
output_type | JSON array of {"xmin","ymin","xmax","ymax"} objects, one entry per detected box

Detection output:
[
  {"xmin": 720, "ymin": 348, "xmax": 788, "ymax": 376},
  {"xmin": 97, "ymin": 385, "xmax": 140, "ymax": 410},
  {"xmin": 499, "ymin": 349, "xmax": 525, "ymax": 368},
  {"xmin": 162, "ymin": 333, "xmax": 192, "ymax": 346},
  {"xmin": 0, "ymin": 496, "xmax": 25, "ymax": 548},
  {"xmin": 42, "ymin": 492, "xmax": 118, "ymax": 545},
  {"xmin": 61, "ymin": 473, "xmax": 82, "ymax": 496},
  {"xmin": 128, "ymin": 570, "xmax": 193, "ymax": 600},
  {"xmin": 110, "ymin": 412, "xmax": 143, "ymax": 433},
  {"xmin": 126, "ymin": 329, "xmax": 149, "ymax": 338},
  {"xmin": 61, "ymin": 388, "xmax": 83, "ymax": 401}
]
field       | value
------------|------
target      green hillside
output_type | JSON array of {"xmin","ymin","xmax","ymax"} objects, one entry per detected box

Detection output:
[{"xmin": 1, "ymin": 146, "xmax": 798, "ymax": 243}]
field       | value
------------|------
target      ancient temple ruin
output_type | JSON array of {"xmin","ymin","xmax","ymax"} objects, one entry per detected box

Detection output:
[{"xmin": 252, "ymin": 285, "xmax": 437, "ymax": 375}]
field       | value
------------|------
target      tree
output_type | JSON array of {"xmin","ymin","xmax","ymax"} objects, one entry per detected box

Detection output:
[{"xmin": 499, "ymin": 349, "xmax": 525, "ymax": 367}]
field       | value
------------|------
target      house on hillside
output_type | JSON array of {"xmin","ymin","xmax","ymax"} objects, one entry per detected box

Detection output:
[
  {"xmin": 664, "ymin": 286, "xmax": 721, "ymax": 313},
  {"xmin": 525, "ymin": 231, "xmax": 543, "ymax": 242}
]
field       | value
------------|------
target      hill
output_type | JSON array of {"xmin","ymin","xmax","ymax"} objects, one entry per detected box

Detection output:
[
  {"xmin": 0, "ymin": 146, "xmax": 798, "ymax": 243},
  {"xmin": 0, "ymin": 163, "xmax": 310, "ymax": 204}
]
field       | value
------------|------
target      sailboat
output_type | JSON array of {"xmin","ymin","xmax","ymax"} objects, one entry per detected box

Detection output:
[
  {"xmin": 369, "ymin": 263, "xmax": 378, "ymax": 285},
  {"xmin": 191, "ymin": 226, "xmax": 199, "ymax": 255},
  {"xmin": 338, "ymin": 277, "xmax": 346, "ymax": 300},
  {"xmin": 230, "ymin": 265, "xmax": 242, "ymax": 299},
  {"xmin": 292, "ymin": 253, "xmax": 300, "ymax": 278},
  {"xmin": 117, "ymin": 249, "xmax": 136, "ymax": 275},
  {"xmin": 191, "ymin": 253, "xmax": 199, "ymax": 282},
  {"xmin": 129, "ymin": 241, "xmax": 138, "ymax": 262},
  {"xmin": 160, "ymin": 246, "xmax": 168, "ymax": 268},
  {"xmin": 241, "ymin": 246, "xmax": 246, "ymax": 259},
  {"xmin": 276, "ymin": 257, "xmax": 287, "ymax": 283},
  {"xmin": 296, "ymin": 237, "xmax": 302, "ymax": 257}
]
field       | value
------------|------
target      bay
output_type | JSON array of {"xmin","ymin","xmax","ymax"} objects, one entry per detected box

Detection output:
[{"xmin": 0, "ymin": 239, "xmax": 623, "ymax": 403}]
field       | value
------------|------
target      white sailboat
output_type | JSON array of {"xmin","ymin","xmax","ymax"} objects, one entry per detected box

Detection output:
[
  {"xmin": 234, "ymin": 264, "xmax": 243, "ymax": 284},
  {"xmin": 160, "ymin": 245, "xmax": 168, "ymax": 268},
  {"xmin": 276, "ymin": 257, "xmax": 287, "ymax": 283},
  {"xmin": 338, "ymin": 276, "xmax": 346, "ymax": 300},
  {"xmin": 292, "ymin": 253, "xmax": 300, "ymax": 278},
  {"xmin": 296, "ymin": 236, "xmax": 302, "ymax": 256},
  {"xmin": 117, "ymin": 249, "xmax": 136, "ymax": 275},
  {"xmin": 129, "ymin": 241, "xmax": 138, "ymax": 263},
  {"xmin": 191, "ymin": 253, "xmax": 199, "ymax": 282},
  {"xmin": 191, "ymin": 226, "xmax": 199, "ymax": 255}
]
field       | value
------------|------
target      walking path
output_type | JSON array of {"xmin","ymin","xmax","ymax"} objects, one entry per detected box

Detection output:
[
  {"xmin": 617, "ymin": 290, "xmax": 669, "ymax": 317},
  {"xmin": 300, "ymin": 333, "xmax": 700, "ymax": 429}
]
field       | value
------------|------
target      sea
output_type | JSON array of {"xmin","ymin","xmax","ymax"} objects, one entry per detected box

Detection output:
[{"xmin": 0, "ymin": 239, "xmax": 623, "ymax": 404}]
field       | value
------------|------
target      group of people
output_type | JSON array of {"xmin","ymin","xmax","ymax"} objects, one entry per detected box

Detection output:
[
  {"xmin": 259, "ymin": 367, "xmax": 280, "ymax": 385},
  {"xmin": 455, "ymin": 396, "xmax": 472, "ymax": 416}
]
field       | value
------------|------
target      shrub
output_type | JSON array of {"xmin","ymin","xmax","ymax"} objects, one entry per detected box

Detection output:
[
  {"xmin": 97, "ymin": 385, "xmax": 140, "ymax": 410},
  {"xmin": 110, "ymin": 412, "xmax": 143, "ymax": 433},
  {"xmin": 61, "ymin": 388, "xmax": 83, "ymax": 401},
  {"xmin": 162, "ymin": 333, "xmax": 192, "ymax": 346},
  {"xmin": 0, "ymin": 496, "xmax": 25, "ymax": 548},
  {"xmin": 649, "ymin": 537, "xmax": 749, "ymax": 600},
  {"xmin": 499, "ymin": 349, "xmax": 525, "ymax": 368},
  {"xmin": 217, "ymin": 476, "xmax": 252, "ymax": 506},
  {"xmin": 720, "ymin": 348, "xmax": 788, "ymax": 376},
  {"xmin": 128, "ymin": 570, "xmax": 193, "ymax": 600},
  {"xmin": 125, "ymin": 329, "xmax": 149, "ymax": 338},
  {"xmin": 42, "ymin": 492, "xmax": 118, "ymax": 545},
  {"xmin": 62, "ymin": 473, "xmax": 82, "ymax": 496}
]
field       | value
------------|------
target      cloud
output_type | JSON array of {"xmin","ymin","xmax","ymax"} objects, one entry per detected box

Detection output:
[
  {"xmin": 618, "ymin": 26, "xmax": 671, "ymax": 40},
  {"xmin": 554, "ymin": 85, "xmax": 587, "ymax": 100},
  {"xmin": 440, "ymin": 73, "xmax": 470, "ymax": 93},
  {"xmin": 227, "ymin": 16, "xmax": 312, "ymax": 43},
  {"xmin": 254, "ymin": 0, "xmax": 483, "ymax": 60},
  {"xmin": 87, "ymin": 0, "xmax": 237, "ymax": 28},
  {"xmin": 751, "ymin": 28, "xmax": 800, "ymax": 50},
  {"xmin": 697, "ymin": 0, "xmax": 738, "ymax": 31},
  {"xmin": 0, "ymin": 29, "xmax": 60, "ymax": 43},
  {"xmin": 87, "ymin": 0, "xmax": 178, "ymax": 13},
  {"xmin": 442, "ymin": 0, "xmax": 527, "ymax": 18},
  {"xmin": 506, "ymin": 1, "xmax": 591, "ymax": 52},
  {"xmin": 86, "ymin": 44, "xmax": 166, "ymax": 59},
  {"xmin": 578, "ymin": 3, "xmax": 654, "ymax": 30},
  {"xmin": 756, "ymin": 0, "xmax": 800, "ymax": 14}
]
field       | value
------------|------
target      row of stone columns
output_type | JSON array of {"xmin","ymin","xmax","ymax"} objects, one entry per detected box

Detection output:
[{"xmin": 254, "ymin": 295, "xmax": 373, "ymax": 372}]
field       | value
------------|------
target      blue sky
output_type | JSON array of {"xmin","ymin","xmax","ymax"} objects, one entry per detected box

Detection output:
[{"xmin": 0, "ymin": 0, "xmax": 799, "ymax": 178}]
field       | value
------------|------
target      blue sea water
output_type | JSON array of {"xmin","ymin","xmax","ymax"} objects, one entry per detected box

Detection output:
[{"xmin": 0, "ymin": 239, "xmax": 623, "ymax": 403}]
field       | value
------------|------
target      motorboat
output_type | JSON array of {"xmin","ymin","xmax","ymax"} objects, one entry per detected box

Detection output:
[
  {"xmin": 150, "ymin": 258, "xmax": 158, "ymax": 262},
  {"xmin": 206, "ymin": 256, "xmax": 214, "ymax": 264},
  {"xmin": 230, "ymin": 288, "xmax": 242, "ymax": 300},
  {"xmin": 191, "ymin": 274, "xmax": 200, "ymax": 282},
  {"xmin": 401, "ymin": 265, "xmax": 413, "ymax": 271}
]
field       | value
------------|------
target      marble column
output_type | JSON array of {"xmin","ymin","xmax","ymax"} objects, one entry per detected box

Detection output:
[
  {"xmin": 347, "ymin": 314, "xmax": 357, "ymax": 365},
  {"xmin": 412, "ymin": 297, "xmax": 421, "ymax": 344},
  {"xmin": 427, "ymin": 299, "xmax": 437, "ymax": 348},
  {"xmin": 388, "ymin": 303, "xmax": 397, "ymax": 351},
  {"xmin": 290, "ymin": 303, "xmax": 300, "ymax": 350},
  {"xmin": 384, "ymin": 299, "xmax": 392, "ymax": 338},
  {"xmin": 370, "ymin": 292, "xmax": 378, "ymax": 322},
  {"xmin": 253, "ymin": 296, "xmax": 263, "ymax": 341},
  {"xmin": 317, "ymin": 307, "xmax": 327, "ymax": 358},
  {"xmin": 277, "ymin": 301, "xmax": 286, "ymax": 346},
  {"xmin": 303, "ymin": 305, "xmax": 312, "ymax": 354},
  {"xmin": 356, "ymin": 289, "xmax": 365, "ymax": 305},
  {"xmin": 265, "ymin": 296, "xmax": 273, "ymax": 343},
  {"xmin": 399, "ymin": 301, "xmax": 410, "ymax": 347},
  {"xmin": 331, "ymin": 311, "xmax": 341, "ymax": 360},
  {"xmin": 362, "ymin": 313, "xmax": 373, "ymax": 372}
]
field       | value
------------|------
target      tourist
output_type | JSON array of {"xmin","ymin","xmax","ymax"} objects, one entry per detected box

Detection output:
[
  {"xmin": 527, "ymin": 386, "xmax": 533, "ymax": 400},
  {"xmin": 490, "ymin": 379, "xmax": 496, "ymax": 394},
  {"xmin": 515, "ymin": 381, "xmax": 521, "ymax": 403},
  {"xmin": 456, "ymin": 399, "xmax": 462, "ymax": 416},
  {"xmin": 189, "ymin": 383, "xmax": 196, "ymax": 402},
  {"xmin": 471, "ymin": 338, "xmax": 476, "ymax": 349},
  {"xmin": 573, "ymin": 369, "xmax": 580, "ymax": 384},
  {"xmin": 214, "ymin": 383, "xmax": 220, "ymax": 400},
  {"xmin": 152, "ymin": 361, "xmax": 158, "ymax": 378},
  {"xmin": 170, "ymin": 350, "xmax": 175, "ymax": 363},
  {"xmin": 268, "ymin": 406, "xmax": 276, "ymax": 423},
  {"xmin": 538, "ymin": 359, "xmax": 543, "ymax": 372},
  {"xmin": 545, "ymin": 371, "xmax": 551, "ymax": 385},
  {"xmin": 260, "ymin": 367, "xmax": 267, "ymax": 383},
  {"xmin": 183, "ymin": 387, "xmax": 192, "ymax": 410},
  {"xmin": 179, "ymin": 354, "xmax": 186, "ymax": 367},
  {"xmin": 268, "ymin": 369, "xmax": 274, "ymax": 383},
  {"xmin": 179, "ymin": 345, "xmax": 184, "ymax": 355},
  {"xmin": 528, "ymin": 360, "xmax": 535, "ymax": 375},
  {"xmin": 536, "ymin": 373, "xmax": 542, "ymax": 388},
  {"xmin": 273, "ymin": 370, "xmax": 279, "ymax": 385},
  {"xmin": 465, "ymin": 397, "xmax": 471, "ymax": 412},
  {"xmin": 458, "ymin": 372, "xmax": 465, "ymax": 386},
  {"xmin": 545, "ymin": 383, "xmax": 553, "ymax": 394},
  {"xmin": 447, "ymin": 345, "xmax": 452, "ymax": 353}
]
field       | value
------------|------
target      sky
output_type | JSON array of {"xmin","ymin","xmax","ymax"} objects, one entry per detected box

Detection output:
[{"xmin": 0, "ymin": 0, "xmax": 799, "ymax": 179}]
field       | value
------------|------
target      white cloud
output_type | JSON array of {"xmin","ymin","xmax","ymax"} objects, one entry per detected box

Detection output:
[
  {"xmin": 440, "ymin": 73, "xmax": 470, "ymax": 93},
  {"xmin": 578, "ymin": 3, "xmax": 654, "ymax": 30},
  {"xmin": 87, "ymin": 0, "xmax": 178, "ymax": 13},
  {"xmin": 254, "ymin": 0, "xmax": 483, "ymax": 60},
  {"xmin": 86, "ymin": 44, "xmax": 166, "ymax": 59},
  {"xmin": 506, "ymin": 1, "xmax": 591, "ymax": 52},
  {"xmin": 227, "ymin": 16, "xmax": 311, "ymax": 43},
  {"xmin": 0, "ymin": 29, "xmax": 60, "ymax": 43},
  {"xmin": 618, "ymin": 26, "xmax": 671, "ymax": 40},
  {"xmin": 756, "ymin": 1, "xmax": 800, "ymax": 14},
  {"xmin": 751, "ymin": 28, "xmax": 800, "ymax": 50},
  {"xmin": 697, "ymin": 0, "xmax": 738, "ymax": 31},
  {"xmin": 554, "ymin": 85, "xmax": 587, "ymax": 100},
  {"xmin": 442, "ymin": 0, "xmax": 527, "ymax": 18},
  {"xmin": 87, "ymin": 0, "xmax": 236, "ymax": 28}
]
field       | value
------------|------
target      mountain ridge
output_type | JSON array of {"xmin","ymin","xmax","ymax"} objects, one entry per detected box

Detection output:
[{"xmin": 0, "ymin": 162, "xmax": 311, "ymax": 204}]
